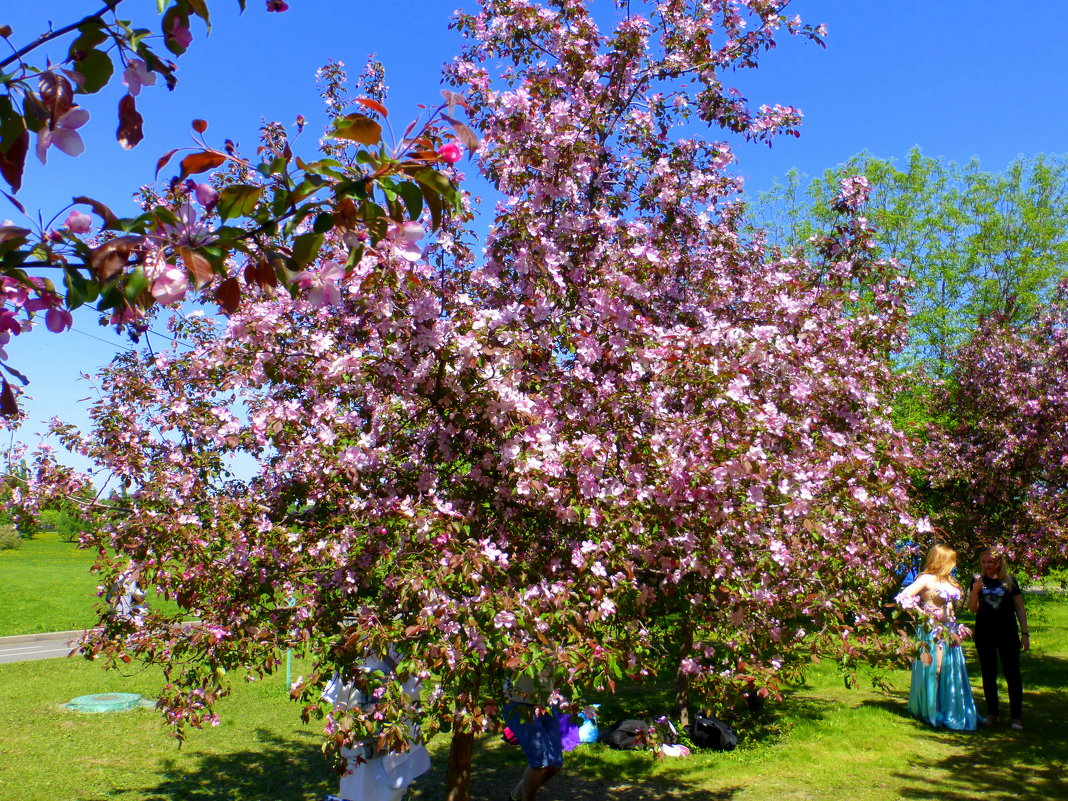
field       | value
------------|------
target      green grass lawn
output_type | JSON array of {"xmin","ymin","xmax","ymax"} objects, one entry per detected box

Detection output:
[
  {"xmin": 1, "ymin": 592, "xmax": 1066, "ymax": 800},
  {"xmin": 0, "ymin": 530, "xmax": 101, "ymax": 635}
]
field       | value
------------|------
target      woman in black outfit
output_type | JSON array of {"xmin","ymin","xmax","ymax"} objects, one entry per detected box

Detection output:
[{"xmin": 967, "ymin": 548, "xmax": 1030, "ymax": 730}]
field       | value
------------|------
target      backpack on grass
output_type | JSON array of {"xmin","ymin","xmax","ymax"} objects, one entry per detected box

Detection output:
[
  {"xmin": 603, "ymin": 719, "xmax": 650, "ymax": 750},
  {"xmin": 687, "ymin": 715, "xmax": 738, "ymax": 751}
]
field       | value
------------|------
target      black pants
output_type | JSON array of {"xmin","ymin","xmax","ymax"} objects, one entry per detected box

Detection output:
[{"xmin": 974, "ymin": 636, "xmax": 1022, "ymax": 720}]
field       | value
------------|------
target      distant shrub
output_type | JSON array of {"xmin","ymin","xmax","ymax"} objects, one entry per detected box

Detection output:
[{"xmin": 0, "ymin": 525, "xmax": 21, "ymax": 551}]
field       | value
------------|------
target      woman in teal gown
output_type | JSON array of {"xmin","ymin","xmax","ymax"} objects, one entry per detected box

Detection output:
[{"xmin": 896, "ymin": 544, "xmax": 977, "ymax": 731}]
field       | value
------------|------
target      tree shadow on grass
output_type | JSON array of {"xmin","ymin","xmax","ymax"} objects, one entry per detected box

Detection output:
[
  {"xmin": 872, "ymin": 650, "xmax": 1068, "ymax": 801},
  {"xmin": 132, "ymin": 727, "xmax": 740, "ymax": 801},
  {"xmin": 407, "ymin": 736, "xmax": 743, "ymax": 801},
  {"xmin": 136, "ymin": 728, "xmax": 334, "ymax": 801}
]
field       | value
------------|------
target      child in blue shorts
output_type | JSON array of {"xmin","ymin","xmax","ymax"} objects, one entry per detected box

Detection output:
[{"xmin": 504, "ymin": 671, "xmax": 563, "ymax": 801}]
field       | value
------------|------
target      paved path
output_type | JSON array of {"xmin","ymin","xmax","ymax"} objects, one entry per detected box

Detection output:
[{"xmin": 0, "ymin": 630, "xmax": 83, "ymax": 664}]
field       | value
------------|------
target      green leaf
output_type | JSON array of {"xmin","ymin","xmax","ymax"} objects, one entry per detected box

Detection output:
[
  {"xmin": 74, "ymin": 49, "xmax": 115, "ymax": 94},
  {"xmin": 298, "ymin": 158, "xmax": 346, "ymax": 180},
  {"xmin": 291, "ymin": 232, "xmax": 324, "ymax": 267},
  {"xmin": 420, "ymin": 182, "xmax": 444, "ymax": 232},
  {"xmin": 412, "ymin": 168, "xmax": 454, "ymax": 200},
  {"xmin": 70, "ymin": 23, "xmax": 108, "ymax": 53},
  {"xmin": 96, "ymin": 282, "xmax": 123, "ymax": 313},
  {"xmin": 312, "ymin": 213, "xmax": 335, "ymax": 234},
  {"xmin": 216, "ymin": 184, "xmax": 263, "ymax": 221},
  {"xmin": 187, "ymin": 0, "xmax": 211, "ymax": 30},
  {"xmin": 344, "ymin": 243, "xmax": 364, "ymax": 270},
  {"xmin": 396, "ymin": 182, "xmax": 423, "ymax": 221},
  {"xmin": 124, "ymin": 267, "xmax": 149, "ymax": 302},
  {"xmin": 63, "ymin": 268, "xmax": 93, "ymax": 310}
]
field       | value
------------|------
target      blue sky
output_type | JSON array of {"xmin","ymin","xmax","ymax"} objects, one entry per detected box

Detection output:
[{"xmin": 5, "ymin": 0, "xmax": 1068, "ymax": 469}]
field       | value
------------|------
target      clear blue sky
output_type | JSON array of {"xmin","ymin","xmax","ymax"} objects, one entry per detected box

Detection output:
[{"xmin": 5, "ymin": 0, "xmax": 1068, "ymax": 470}]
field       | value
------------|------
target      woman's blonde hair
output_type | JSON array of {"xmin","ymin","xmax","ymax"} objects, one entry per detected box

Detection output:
[
  {"xmin": 979, "ymin": 547, "xmax": 1014, "ymax": 589},
  {"xmin": 922, "ymin": 543, "xmax": 959, "ymax": 588}
]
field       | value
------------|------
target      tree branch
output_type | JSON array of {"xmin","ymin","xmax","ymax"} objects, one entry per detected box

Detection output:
[{"xmin": 0, "ymin": 1, "xmax": 124, "ymax": 71}]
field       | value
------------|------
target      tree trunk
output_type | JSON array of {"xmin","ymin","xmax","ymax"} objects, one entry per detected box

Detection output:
[
  {"xmin": 675, "ymin": 616, "xmax": 695, "ymax": 728},
  {"xmin": 444, "ymin": 718, "xmax": 474, "ymax": 801}
]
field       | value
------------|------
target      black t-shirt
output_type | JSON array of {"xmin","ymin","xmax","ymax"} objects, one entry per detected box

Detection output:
[{"xmin": 974, "ymin": 575, "xmax": 1021, "ymax": 640}]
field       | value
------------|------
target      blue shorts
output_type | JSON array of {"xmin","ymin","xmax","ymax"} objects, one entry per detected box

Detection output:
[{"xmin": 504, "ymin": 703, "xmax": 564, "ymax": 769}]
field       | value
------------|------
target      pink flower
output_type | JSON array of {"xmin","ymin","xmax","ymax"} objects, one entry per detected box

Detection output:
[
  {"xmin": 293, "ymin": 261, "xmax": 345, "ymax": 307},
  {"xmin": 158, "ymin": 203, "xmax": 211, "ymax": 247},
  {"xmin": 195, "ymin": 183, "xmax": 218, "ymax": 208},
  {"xmin": 151, "ymin": 266, "xmax": 191, "ymax": 305},
  {"xmin": 169, "ymin": 19, "xmax": 193, "ymax": 49},
  {"xmin": 386, "ymin": 222, "xmax": 425, "ymax": 262},
  {"xmin": 36, "ymin": 107, "xmax": 90, "ymax": 164},
  {"xmin": 0, "ymin": 309, "xmax": 21, "ymax": 337},
  {"xmin": 122, "ymin": 59, "xmax": 156, "ymax": 96},
  {"xmin": 64, "ymin": 210, "xmax": 92, "ymax": 234},
  {"xmin": 45, "ymin": 308, "xmax": 73, "ymax": 333},
  {"xmin": 438, "ymin": 141, "xmax": 463, "ymax": 164}
]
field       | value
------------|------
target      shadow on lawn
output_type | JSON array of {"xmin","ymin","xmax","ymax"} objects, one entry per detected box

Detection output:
[
  {"xmin": 882, "ymin": 649, "xmax": 1068, "ymax": 801},
  {"xmin": 408, "ymin": 738, "xmax": 743, "ymax": 801},
  {"xmin": 137, "ymin": 728, "xmax": 333, "ymax": 801},
  {"xmin": 133, "ymin": 727, "xmax": 739, "ymax": 801}
]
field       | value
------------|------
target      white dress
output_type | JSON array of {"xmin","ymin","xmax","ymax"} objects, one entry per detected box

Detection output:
[{"xmin": 322, "ymin": 655, "xmax": 431, "ymax": 801}]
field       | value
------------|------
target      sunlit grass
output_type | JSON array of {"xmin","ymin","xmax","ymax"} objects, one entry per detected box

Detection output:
[
  {"xmin": 0, "ymin": 529, "xmax": 100, "ymax": 635},
  {"xmin": 2, "ymin": 593, "xmax": 1064, "ymax": 801}
]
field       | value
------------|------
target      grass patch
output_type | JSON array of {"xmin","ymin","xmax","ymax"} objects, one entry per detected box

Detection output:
[
  {"xmin": 2, "ymin": 592, "xmax": 1066, "ymax": 800},
  {"xmin": 0, "ymin": 529, "xmax": 100, "ymax": 635}
]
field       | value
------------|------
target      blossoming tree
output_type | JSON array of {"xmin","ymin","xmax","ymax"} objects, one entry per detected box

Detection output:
[
  {"xmin": 12, "ymin": 2, "xmax": 922, "ymax": 800},
  {"xmin": 928, "ymin": 282, "xmax": 1068, "ymax": 575}
]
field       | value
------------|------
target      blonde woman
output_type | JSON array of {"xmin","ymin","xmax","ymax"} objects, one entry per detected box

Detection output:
[
  {"xmin": 968, "ymin": 547, "xmax": 1029, "ymax": 730},
  {"xmin": 896, "ymin": 544, "xmax": 978, "ymax": 730}
]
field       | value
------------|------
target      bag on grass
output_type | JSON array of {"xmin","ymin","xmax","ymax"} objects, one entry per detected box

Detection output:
[
  {"xmin": 687, "ymin": 715, "xmax": 738, "ymax": 751},
  {"xmin": 603, "ymin": 718, "xmax": 649, "ymax": 750}
]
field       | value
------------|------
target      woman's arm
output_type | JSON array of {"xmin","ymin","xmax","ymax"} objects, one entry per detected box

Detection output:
[
  {"xmin": 967, "ymin": 575, "xmax": 983, "ymax": 613},
  {"xmin": 896, "ymin": 573, "xmax": 931, "ymax": 606},
  {"xmin": 1014, "ymin": 593, "xmax": 1030, "ymax": 651}
]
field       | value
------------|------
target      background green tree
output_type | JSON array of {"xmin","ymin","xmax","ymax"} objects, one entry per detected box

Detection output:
[{"xmin": 748, "ymin": 150, "xmax": 1068, "ymax": 378}]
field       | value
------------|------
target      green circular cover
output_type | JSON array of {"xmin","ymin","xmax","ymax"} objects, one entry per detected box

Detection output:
[{"xmin": 63, "ymin": 692, "xmax": 143, "ymax": 713}]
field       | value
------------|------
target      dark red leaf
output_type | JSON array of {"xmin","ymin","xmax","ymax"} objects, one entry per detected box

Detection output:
[
  {"xmin": 215, "ymin": 276, "xmax": 241, "ymax": 315},
  {"xmin": 353, "ymin": 97, "xmax": 388, "ymax": 117},
  {"xmin": 179, "ymin": 151, "xmax": 227, "ymax": 177},
  {"xmin": 72, "ymin": 196, "xmax": 118, "ymax": 227},
  {"xmin": 0, "ymin": 379, "xmax": 17, "ymax": 418},
  {"xmin": 180, "ymin": 246, "xmax": 213, "ymax": 288},
  {"xmin": 0, "ymin": 127, "xmax": 28, "ymax": 193},
  {"xmin": 439, "ymin": 89, "xmax": 469, "ymax": 114},
  {"xmin": 256, "ymin": 259, "xmax": 279, "ymax": 289},
  {"xmin": 89, "ymin": 236, "xmax": 146, "ymax": 280},
  {"xmin": 117, "ymin": 94, "xmax": 144, "ymax": 150},
  {"xmin": 155, "ymin": 149, "xmax": 179, "ymax": 179},
  {"xmin": 1, "ymin": 190, "xmax": 25, "ymax": 214},
  {"xmin": 38, "ymin": 72, "xmax": 74, "ymax": 122},
  {"xmin": 450, "ymin": 121, "xmax": 480, "ymax": 152}
]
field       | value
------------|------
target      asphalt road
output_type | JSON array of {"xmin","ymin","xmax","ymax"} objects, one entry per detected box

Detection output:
[{"xmin": 0, "ymin": 631, "xmax": 82, "ymax": 664}]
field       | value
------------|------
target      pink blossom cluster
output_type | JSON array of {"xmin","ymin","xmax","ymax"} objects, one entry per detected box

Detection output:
[{"xmin": 0, "ymin": 268, "xmax": 71, "ymax": 360}]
